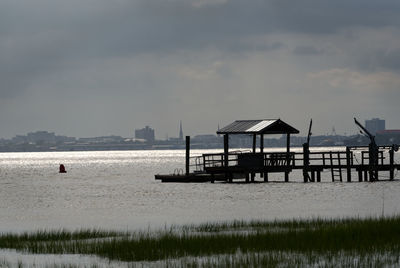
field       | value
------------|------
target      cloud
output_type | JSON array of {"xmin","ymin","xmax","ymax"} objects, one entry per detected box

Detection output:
[
  {"xmin": 1, "ymin": 0, "xmax": 400, "ymax": 138},
  {"xmin": 357, "ymin": 48, "xmax": 400, "ymax": 72},
  {"xmin": 307, "ymin": 68, "xmax": 400, "ymax": 99},
  {"xmin": 191, "ymin": 0, "xmax": 229, "ymax": 8},
  {"xmin": 293, "ymin": 46, "xmax": 322, "ymax": 55}
]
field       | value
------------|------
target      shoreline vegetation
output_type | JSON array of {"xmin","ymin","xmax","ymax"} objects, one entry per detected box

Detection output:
[{"xmin": 1, "ymin": 216, "xmax": 400, "ymax": 267}]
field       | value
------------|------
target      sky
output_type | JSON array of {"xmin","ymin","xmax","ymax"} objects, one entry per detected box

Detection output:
[{"xmin": 1, "ymin": 0, "xmax": 400, "ymax": 139}]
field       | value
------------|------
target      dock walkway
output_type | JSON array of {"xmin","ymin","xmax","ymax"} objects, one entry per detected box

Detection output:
[{"xmin": 155, "ymin": 145, "xmax": 400, "ymax": 183}]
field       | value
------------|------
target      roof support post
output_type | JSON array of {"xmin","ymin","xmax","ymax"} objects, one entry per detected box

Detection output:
[
  {"xmin": 253, "ymin": 134, "xmax": 257, "ymax": 153},
  {"xmin": 286, "ymin": 133, "xmax": 290, "ymax": 154},
  {"xmin": 260, "ymin": 134, "xmax": 264, "ymax": 179},
  {"xmin": 285, "ymin": 133, "xmax": 291, "ymax": 182},
  {"xmin": 224, "ymin": 134, "xmax": 229, "ymax": 168}
]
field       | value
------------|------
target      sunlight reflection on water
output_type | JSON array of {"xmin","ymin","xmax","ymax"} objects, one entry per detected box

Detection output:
[{"xmin": 0, "ymin": 149, "xmax": 399, "ymax": 232}]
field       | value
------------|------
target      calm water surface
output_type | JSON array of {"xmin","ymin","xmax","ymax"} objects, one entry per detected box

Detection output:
[{"xmin": 0, "ymin": 148, "xmax": 399, "ymax": 232}]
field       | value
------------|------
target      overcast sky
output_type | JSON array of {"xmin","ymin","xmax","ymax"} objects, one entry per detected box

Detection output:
[{"xmin": 1, "ymin": 0, "xmax": 400, "ymax": 139}]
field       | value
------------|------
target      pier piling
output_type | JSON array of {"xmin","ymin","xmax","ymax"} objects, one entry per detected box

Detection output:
[
  {"xmin": 346, "ymin": 147, "xmax": 351, "ymax": 182},
  {"xmin": 390, "ymin": 145, "xmax": 395, "ymax": 180},
  {"xmin": 186, "ymin": 136, "xmax": 190, "ymax": 175}
]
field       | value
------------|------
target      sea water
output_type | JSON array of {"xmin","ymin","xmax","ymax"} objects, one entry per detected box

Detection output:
[{"xmin": 0, "ymin": 148, "xmax": 399, "ymax": 232}]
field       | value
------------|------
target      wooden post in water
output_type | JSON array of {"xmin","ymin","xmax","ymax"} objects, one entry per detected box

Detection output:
[
  {"xmin": 337, "ymin": 152, "xmax": 342, "ymax": 182},
  {"xmin": 185, "ymin": 136, "xmax": 190, "ymax": 175},
  {"xmin": 330, "ymin": 151, "xmax": 334, "ymax": 182},
  {"xmin": 224, "ymin": 134, "xmax": 229, "ymax": 167},
  {"xmin": 285, "ymin": 134, "xmax": 290, "ymax": 182},
  {"xmin": 346, "ymin": 147, "xmax": 352, "ymax": 182},
  {"xmin": 303, "ymin": 143, "xmax": 309, "ymax": 183},
  {"xmin": 264, "ymin": 172, "xmax": 268, "ymax": 182},
  {"xmin": 390, "ymin": 145, "xmax": 395, "ymax": 180},
  {"xmin": 369, "ymin": 143, "xmax": 378, "ymax": 181}
]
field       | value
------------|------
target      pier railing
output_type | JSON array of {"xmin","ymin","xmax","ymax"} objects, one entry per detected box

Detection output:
[
  {"xmin": 189, "ymin": 155, "xmax": 205, "ymax": 173},
  {"xmin": 202, "ymin": 147, "xmax": 391, "ymax": 170},
  {"xmin": 203, "ymin": 151, "xmax": 296, "ymax": 169},
  {"xmin": 296, "ymin": 149, "xmax": 387, "ymax": 167}
]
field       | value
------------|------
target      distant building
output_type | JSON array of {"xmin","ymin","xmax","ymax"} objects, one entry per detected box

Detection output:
[
  {"xmin": 27, "ymin": 131, "xmax": 56, "ymax": 143},
  {"xmin": 378, "ymin": 129, "xmax": 400, "ymax": 135},
  {"xmin": 135, "ymin": 126, "xmax": 155, "ymax": 142},
  {"xmin": 375, "ymin": 129, "xmax": 400, "ymax": 145},
  {"xmin": 11, "ymin": 131, "xmax": 75, "ymax": 144},
  {"xmin": 78, "ymin": 136, "xmax": 123, "ymax": 143},
  {"xmin": 192, "ymin": 134, "xmax": 218, "ymax": 142},
  {"xmin": 365, "ymin": 118, "xmax": 385, "ymax": 135}
]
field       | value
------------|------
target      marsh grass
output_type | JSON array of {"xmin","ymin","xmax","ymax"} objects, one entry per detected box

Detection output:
[
  {"xmin": 1, "ymin": 217, "xmax": 400, "ymax": 265},
  {"xmin": 169, "ymin": 251, "xmax": 400, "ymax": 268}
]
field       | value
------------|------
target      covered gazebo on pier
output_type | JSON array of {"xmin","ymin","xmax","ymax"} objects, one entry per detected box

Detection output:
[{"xmin": 205, "ymin": 119, "xmax": 300, "ymax": 182}]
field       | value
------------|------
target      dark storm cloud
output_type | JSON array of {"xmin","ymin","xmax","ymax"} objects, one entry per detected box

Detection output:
[
  {"xmin": 2, "ymin": 1, "xmax": 399, "ymax": 56},
  {"xmin": 3, "ymin": 0, "xmax": 400, "ymax": 56},
  {"xmin": 1, "ymin": 0, "xmax": 399, "ymax": 97},
  {"xmin": 265, "ymin": 0, "xmax": 400, "ymax": 33},
  {"xmin": 103, "ymin": 0, "xmax": 400, "ymax": 54}
]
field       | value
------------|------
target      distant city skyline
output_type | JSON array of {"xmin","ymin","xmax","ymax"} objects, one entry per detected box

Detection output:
[
  {"xmin": 1, "ymin": 116, "xmax": 397, "ymax": 140},
  {"xmin": 2, "ymin": 122, "xmax": 400, "ymax": 153},
  {"xmin": 0, "ymin": 118, "xmax": 400, "ymax": 140},
  {"xmin": 1, "ymin": 116, "xmax": 394, "ymax": 141},
  {"xmin": 1, "ymin": 1, "xmax": 399, "ymax": 139}
]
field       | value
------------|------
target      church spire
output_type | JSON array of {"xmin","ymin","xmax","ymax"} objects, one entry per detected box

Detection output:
[{"xmin": 179, "ymin": 120, "xmax": 183, "ymax": 141}]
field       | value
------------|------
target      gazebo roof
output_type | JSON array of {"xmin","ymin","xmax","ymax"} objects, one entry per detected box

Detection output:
[{"xmin": 217, "ymin": 119, "xmax": 299, "ymax": 135}]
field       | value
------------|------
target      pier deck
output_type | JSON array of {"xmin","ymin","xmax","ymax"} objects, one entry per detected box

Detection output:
[
  {"xmin": 155, "ymin": 145, "xmax": 400, "ymax": 183},
  {"xmin": 155, "ymin": 173, "xmax": 226, "ymax": 183}
]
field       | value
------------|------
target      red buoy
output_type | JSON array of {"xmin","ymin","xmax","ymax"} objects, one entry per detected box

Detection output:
[{"xmin": 59, "ymin": 164, "xmax": 67, "ymax": 173}]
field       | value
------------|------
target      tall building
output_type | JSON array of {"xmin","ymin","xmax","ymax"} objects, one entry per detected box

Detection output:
[
  {"xmin": 179, "ymin": 121, "xmax": 183, "ymax": 141},
  {"xmin": 135, "ymin": 126, "xmax": 155, "ymax": 142},
  {"xmin": 365, "ymin": 118, "xmax": 385, "ymax": 135}
]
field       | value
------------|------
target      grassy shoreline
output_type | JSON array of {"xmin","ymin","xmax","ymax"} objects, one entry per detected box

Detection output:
[{"xmin": 1, "ymin": 216, "xmax": 400, "ymax": 266}]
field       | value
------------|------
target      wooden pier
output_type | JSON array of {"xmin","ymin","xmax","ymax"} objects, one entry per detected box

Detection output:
[
  {"xmin": 155, "ymin": 119, "xmax": 400, "ymax": 183},
  {"xmin": 198, "ymin": 145, "xmax": 400, "ymax": 183}
]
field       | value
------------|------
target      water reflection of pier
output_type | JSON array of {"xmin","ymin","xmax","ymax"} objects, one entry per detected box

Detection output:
[{"xmin": 155, "ymin": 119, "xmax": 400, "ymax": 183}]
